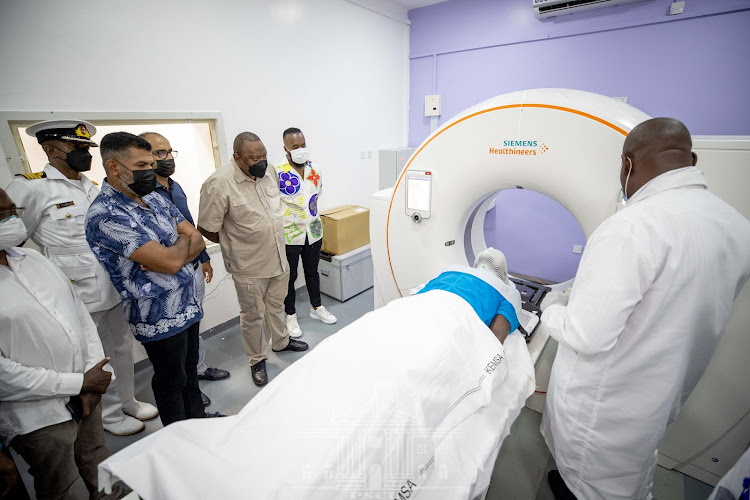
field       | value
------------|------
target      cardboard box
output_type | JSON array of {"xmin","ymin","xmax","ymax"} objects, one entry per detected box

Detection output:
[{"xmin": 320, "ymin": 205, "xmax": 370, "ymax": 255}]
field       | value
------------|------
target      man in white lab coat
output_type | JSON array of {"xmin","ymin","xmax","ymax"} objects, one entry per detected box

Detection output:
[
  {"xmin": 540, "ymin": 117, "xmax": 750, "ymax": 500},
  {"xmin": 5, "ymin": 120, "xmax": 157, "ymax": 436}
]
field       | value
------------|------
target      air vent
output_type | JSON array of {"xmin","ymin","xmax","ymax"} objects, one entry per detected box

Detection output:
[{"xmin": 533, "ymin": 0, "xmax": 648, "ymax": 19}]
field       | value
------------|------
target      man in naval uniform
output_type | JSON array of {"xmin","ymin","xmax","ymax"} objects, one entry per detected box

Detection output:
[{"xmin": 5, "ymin": 120, "xmax": 158, "ymax": 436}]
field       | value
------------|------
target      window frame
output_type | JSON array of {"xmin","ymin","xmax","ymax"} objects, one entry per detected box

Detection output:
[{"xmin": 0, "ymin": 111, "xmax": 227, "ymax": 175}]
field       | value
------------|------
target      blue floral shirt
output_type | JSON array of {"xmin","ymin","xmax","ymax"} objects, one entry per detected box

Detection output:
[{"xmin": 85, "ymin": 180, "xmax": 203, "ymax": 343}]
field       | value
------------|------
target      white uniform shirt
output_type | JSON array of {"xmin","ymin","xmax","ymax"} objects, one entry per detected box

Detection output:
[
  {"xmin": 0, "ymin": 248, "xmax": 108, "ymax": 445},
  {"xmin": 540, "ymin": 167, "xmax": 750, "ymax": 500},
  {"xmin": 274, "ymin": 161, "xmax": 323, "ymax": 246},
  {"xmin": 5, "ymin": 164, "xmax": 121, "ymax": 312}
]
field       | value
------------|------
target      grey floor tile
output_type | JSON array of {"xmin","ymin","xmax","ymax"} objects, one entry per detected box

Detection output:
[
  {"xmin": 535, "ymin": 456, "xmax": 557, "ymax": 500},
  {"xmin": 487, "ymin": 407, "xmax": 551, "ymax": 500},
  {"xmin": 682, "ymin": 473, "xmax": 714, "ymax": 500},
  {"xmin": 654, "ymin": 465, "xmax": 686, "ymax": 500}
]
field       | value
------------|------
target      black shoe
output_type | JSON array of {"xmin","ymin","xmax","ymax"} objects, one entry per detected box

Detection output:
[
  {"xmin": 251, "ymin": 360, "xmax": 268, "ymax": 386},
  {"xmin": 272, "ymin": 339, "xmax": 309, "ymax": 353},
  {"xmin": 548, "ymin": 470, "xmax": 577, "ymax": 500},
  {"xmin": 206, "ymin": 412, "xmax": 227, "ymax": 418},
  {"xmin": 201, "ymin": 390, "xmax": 211, "ymax": 407},
  {"xmin": 198, "ymin": 367, "xmax": 231, "ymax": 381}
]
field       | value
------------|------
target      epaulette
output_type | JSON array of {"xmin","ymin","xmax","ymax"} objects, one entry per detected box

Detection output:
[{"xmin": 15, "ymin": 172, "xmax": 47, "ymax": 180}]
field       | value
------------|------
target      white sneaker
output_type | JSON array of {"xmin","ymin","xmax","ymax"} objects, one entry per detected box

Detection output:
[
  {"xmin": 122, "ymin": 400, "xmax": 159, "ymax": 421},
  {"xmin": 286, "ymin": 314, "xmax": 302, "ymax": 338},
  {"xmin": 310, "ymin": 305, "xmax": 337, "ymax": 325},
  {"xmin": 104, "ymin": 415, "xmax": 145, "ymax": 436}
]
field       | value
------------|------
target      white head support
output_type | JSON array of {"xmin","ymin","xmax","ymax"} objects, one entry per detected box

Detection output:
[{"xmin": 474, "ymin": 247, "xmax": 510, "ymax": 285}]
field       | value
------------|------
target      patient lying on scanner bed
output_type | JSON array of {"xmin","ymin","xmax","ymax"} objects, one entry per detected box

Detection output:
[
  {"xmin": 417, "ymin": 248, "xmax": 522, "ymax": 345},
  {"xmin": 99, "ymin": 248, "xmax": 535, "ymax": 500}
]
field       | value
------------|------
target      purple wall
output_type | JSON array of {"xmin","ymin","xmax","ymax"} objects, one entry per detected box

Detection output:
[
  {"xmin": 408, "ymin": 0, "xmax": 750, "ymax": 281},
  {"xmin": 408, "ymin": 0, "xmax": 750, "ymax": 145},
  {"xmin": 484, "ymin": 190, "xmax": 586, "ymax": 283}
]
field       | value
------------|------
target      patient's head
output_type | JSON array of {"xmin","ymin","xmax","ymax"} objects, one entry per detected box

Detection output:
[{"xmin": 474, "ymin": 248, "xmax": 509, "ymax": 284}]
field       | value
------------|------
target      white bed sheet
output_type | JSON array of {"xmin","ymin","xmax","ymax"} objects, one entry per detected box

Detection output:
[{"xmin": 99, "ymin": 291, "xmax": 535, "ymax": 499}]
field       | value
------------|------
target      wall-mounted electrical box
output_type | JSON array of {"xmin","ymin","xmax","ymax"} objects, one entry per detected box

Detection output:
[{"xmin": 425, "ymin": 95, "xmax": 441, "ymax": 117}]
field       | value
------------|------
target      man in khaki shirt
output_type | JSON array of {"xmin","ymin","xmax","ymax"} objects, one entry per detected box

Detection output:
[{"xmin": 198, "ymin": 132, "xmax": 308, "ymax": 386}]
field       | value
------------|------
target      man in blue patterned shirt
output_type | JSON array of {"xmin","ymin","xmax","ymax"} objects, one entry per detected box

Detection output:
[{"xmin": 85, "ymin": 132, "xmax": 211, "ymax": 426}]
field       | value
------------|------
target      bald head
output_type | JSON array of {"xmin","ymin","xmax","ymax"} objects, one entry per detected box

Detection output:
[
  {"xmin": 138, "ymin": 131, "xmax": 165, "ymax": 142},
  {"xmin": 624, "ymin": 118, "xmax": 693, "ymax": 162},
  {"xmin": 0, "ymin": 188, "xmax": 13, "ymax": 214},
  {"xmin": 620, "ymin": 118, "xmax": 697, "ymax": 198}
]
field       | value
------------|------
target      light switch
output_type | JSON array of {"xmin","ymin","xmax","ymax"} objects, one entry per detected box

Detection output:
[
  {"xmin": 572, "ymin": 244, "xmax": 583, "ymax": 254},
  {"xmin": 670, "ymin": 1, "xmax": 685, "ymax": 15}
]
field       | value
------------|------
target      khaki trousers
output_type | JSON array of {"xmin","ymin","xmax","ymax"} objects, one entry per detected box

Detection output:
[
  {"xmin": 233, "ymin": 271, "xmax": 291, "ymax": 366},
  {"xmin": 10, "ymin": 404, "xmax": 109, "ymax": 500}
]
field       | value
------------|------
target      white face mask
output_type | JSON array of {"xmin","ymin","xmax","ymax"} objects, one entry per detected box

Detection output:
[
  {"xmin": 288, "ymin": 147, "xmax": 309, "ymax": 166},
  {"xmin": 0, "ymin": 216, "xmax": 28, "ymax": 250}
]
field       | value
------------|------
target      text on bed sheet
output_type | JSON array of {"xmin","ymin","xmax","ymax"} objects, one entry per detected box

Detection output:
[{"xmin": 485, "ymin": 353, "xmax": 505, "ymax": 374}]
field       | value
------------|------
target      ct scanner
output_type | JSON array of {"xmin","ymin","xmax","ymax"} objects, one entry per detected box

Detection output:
[{"xmin": 370, "ymin": 88, "xmax": 750, "ymax": 485}]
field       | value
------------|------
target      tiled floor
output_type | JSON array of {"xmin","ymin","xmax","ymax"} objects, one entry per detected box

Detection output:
[{"xmin": 14, "ymin": 287, "xmax": 715, "ymax": 499}]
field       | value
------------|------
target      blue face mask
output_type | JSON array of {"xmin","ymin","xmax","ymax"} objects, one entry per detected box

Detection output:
[
  {"xmin": 616, "ymin": 157, "xmax": 633, "ymax": 212},
  {"xmin": 619, "ymin": 189, "xmax": 628, "ymax": 204},
  {"xmin": 622, "ymin": 156, "xmax": 633, "ymax": 202}
]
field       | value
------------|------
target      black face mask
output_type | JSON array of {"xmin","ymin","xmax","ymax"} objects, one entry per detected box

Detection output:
[
  {"xmin": 154, "ymin": 159, "xmax": 176, "ymax": 177},
  {"xmin": 248, "ymin": 159, "xmax": 267, "ymax": 178},
  {"xmin": 64, "ymin": 147, "xmax": 93, "ymax": 172},
  {"xmin": 119, "ymin": 163, "xmax": 157, "ymax": 197}
]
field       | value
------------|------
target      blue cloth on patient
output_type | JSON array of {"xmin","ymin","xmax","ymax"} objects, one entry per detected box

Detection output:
[{"xmin": 418, "ymin": 271, "xmax": 520, "ymax": 332}]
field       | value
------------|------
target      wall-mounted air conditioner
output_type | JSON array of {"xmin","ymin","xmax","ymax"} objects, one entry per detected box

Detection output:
[{"xmin": 533, "ymin": 0, "xmax": 649, "ymax": 19}]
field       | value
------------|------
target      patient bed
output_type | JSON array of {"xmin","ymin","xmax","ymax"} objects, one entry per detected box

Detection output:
[{"xmin": 99, "ymin": 290, "xmax": 535, "ymax": 499}]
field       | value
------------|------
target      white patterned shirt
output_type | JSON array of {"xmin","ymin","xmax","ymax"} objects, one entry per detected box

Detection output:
[{"xmin": 274, "ymin": 161, "xmax": 323, "ymax": 246}]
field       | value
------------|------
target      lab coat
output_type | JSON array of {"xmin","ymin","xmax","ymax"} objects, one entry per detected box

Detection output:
[
  {"xmin": 541, "ymin": 167, "xmax": 750, "ymax": 500},
  {"xmin": 5, "ymin": 164, "xmax": 121, "ymax": 313}
]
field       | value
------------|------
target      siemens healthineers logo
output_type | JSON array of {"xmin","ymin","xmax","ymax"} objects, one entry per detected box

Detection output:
[{"xmin": 489, "ymin": 140, "xmax": 549, "ymax": 156}]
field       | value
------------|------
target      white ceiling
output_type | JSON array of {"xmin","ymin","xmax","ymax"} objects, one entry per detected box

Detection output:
[
  {"xmin": 366, "ymin": 0, "xmax": 448, "ymax": 11},
  {"xmin": 344, "ymin": 0, "xmax": 448, "ymax": 23},
  {"xmin": 387, "ymin": 0, "xmax": 448, "ymax": 8}
]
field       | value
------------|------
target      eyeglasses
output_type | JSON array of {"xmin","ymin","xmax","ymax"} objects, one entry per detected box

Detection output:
[
  {"xmin": 153, "ymin": 150, "xmax": 178, "ymax": 160},
  {"xmin": 0, "ymin": 207, "xmax": 25, "ymax": 221}
]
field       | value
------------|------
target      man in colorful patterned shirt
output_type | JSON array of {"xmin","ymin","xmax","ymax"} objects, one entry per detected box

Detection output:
[
  {"xmin": 276, "ymin": 127, "xmax": 337, "ymax": 338},
  {"xmin": 85, "ymin": 132, "xmax": 213, "ymax": 426}
]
